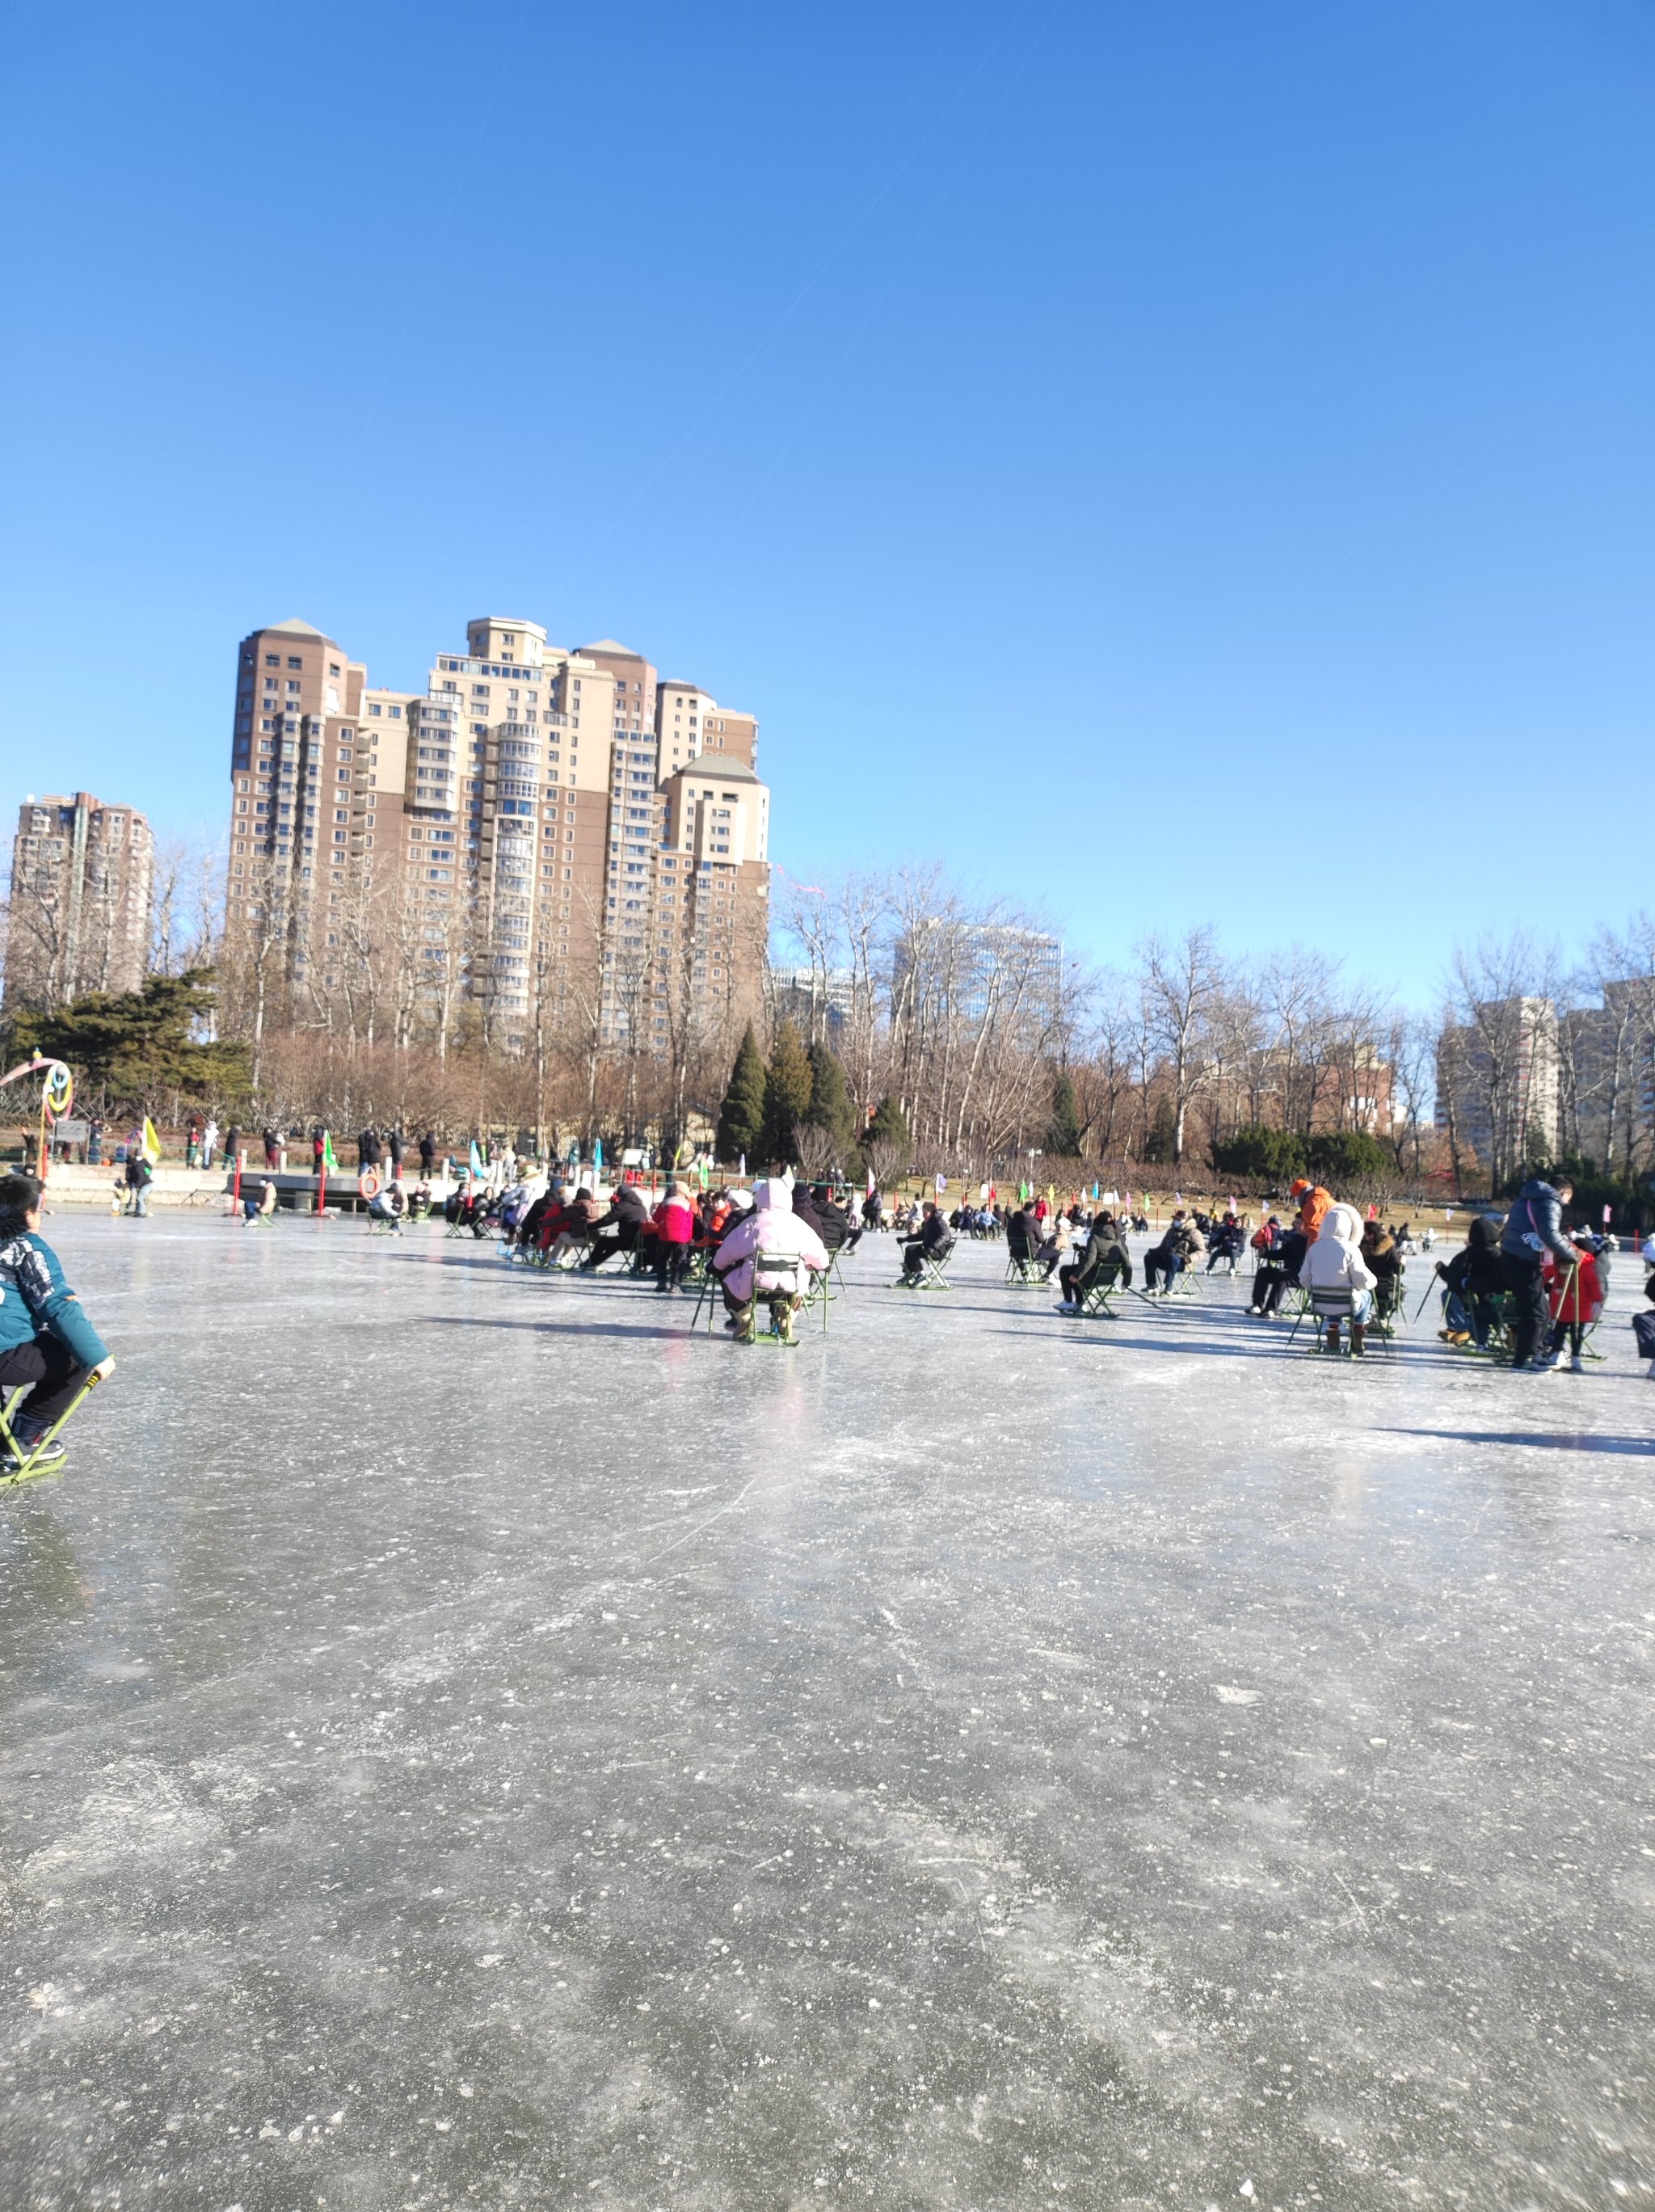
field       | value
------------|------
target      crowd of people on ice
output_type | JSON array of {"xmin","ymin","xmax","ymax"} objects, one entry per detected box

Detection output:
[
  {"xmin": 417, "ymin": 1156, "xmax": 1655, "ymax": 1371},
  {"xmin": 5, "ymin": 1154, "xmax": 1655, "ymax": 1477}
]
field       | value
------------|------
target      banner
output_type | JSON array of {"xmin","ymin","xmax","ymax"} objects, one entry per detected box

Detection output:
[{"xmin": 141, "ymin": 1116, "xmax": 162, "ymax": 1164}]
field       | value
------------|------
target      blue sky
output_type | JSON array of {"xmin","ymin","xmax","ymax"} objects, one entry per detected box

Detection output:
[{"xmin": 3, "ymin": 0, "xmax": 1651, "ymax": 1005}]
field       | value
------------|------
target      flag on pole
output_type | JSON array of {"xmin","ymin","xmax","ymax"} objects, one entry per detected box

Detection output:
[
  {"xmin": 469, "ymin": 1140, "xmax": 484, "ymax": 1180},
  {"xmin": 141, "ymin": 1116, "xmax": 162, "ymax": 1164},
  {"xmin": 322, "ymin": 1131, "xmax": 338, "ymax": 1174},
  {"xmin": 867, "ymin": 1164, "xmax": 876, "ymax": 1199},
  {"xmin": 699, "ymin": 1157, "xmax": 710, "ymax": 1191},
  {"xmin": 738, "ymin": 1152, "xmax": 747, "ymax": 1179},
  {"xmin": 593, "ymin": 1137, "xmax": 604, "ymax": 1178}
]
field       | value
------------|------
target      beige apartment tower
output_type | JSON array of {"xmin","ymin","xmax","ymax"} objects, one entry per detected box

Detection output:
[
  {"xmin": 221, "ymin": 615, "xmax": 770, "ymax": 1054},
  {"xmin": 5, "ymin": 792, "xmax": 154, "ymax": 1009}
]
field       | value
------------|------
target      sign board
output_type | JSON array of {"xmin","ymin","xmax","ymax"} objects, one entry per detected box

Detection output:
[{"xmin": 50, "ymin": 1119, "xmax": 90, "ymax": 1144}]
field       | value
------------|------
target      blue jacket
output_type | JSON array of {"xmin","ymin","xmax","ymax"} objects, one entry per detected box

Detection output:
[
  {"xmin": 1499, "ymin": 1179, "xmax": 1574, "ymax": 1266},
  {"xmin": 0, "ymin": 1222, "xmax": 110, "ymax": 1367}
]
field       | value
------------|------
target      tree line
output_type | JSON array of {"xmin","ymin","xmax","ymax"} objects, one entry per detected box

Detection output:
[{"xmin": 6, "ymin": 829, "xmax": 1653, "ymax": 1216}]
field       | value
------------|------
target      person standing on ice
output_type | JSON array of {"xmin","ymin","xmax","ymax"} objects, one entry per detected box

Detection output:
[{"xmin": 1499, "ymin": 1173, "xmax": 1576, "ymax": 1373}]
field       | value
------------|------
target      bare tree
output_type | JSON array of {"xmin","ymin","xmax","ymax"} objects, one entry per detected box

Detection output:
[{"xmin": 1135, "ymin": 926, "xmax": 1226, "ymax": 1164}]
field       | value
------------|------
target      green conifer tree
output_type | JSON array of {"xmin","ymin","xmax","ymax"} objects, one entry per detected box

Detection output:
[
  {"xmin": 759, "ymin": 1020, "xmax": 814, "ymax": 1166},
  {"xmin": 715, "ymin": 1024, "xmax": 767, "ymax": 1165},
  {"xmin": 863, "ymin": 1093, "xmax": 910, "ymax": 1151},
  {"xmin": 1046, "ymin": 1069, "xmax": 1083, "ymax": 1158},
  {"xmin": 804, "ymin": 1041, "xmax": 859, "ymax": 1163}
]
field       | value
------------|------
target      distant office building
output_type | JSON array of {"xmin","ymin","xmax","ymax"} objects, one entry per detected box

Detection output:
[
  {"xmin": 221, "ymin": 616, "xmax": 771, "ymax": 1049},
  {"xmin": 770, "ymin": 963, "xmax": 856, "ymax": 1037},
  {"xmin": 893, "ymin": 920, "xmax": 1065, "ymax": 1026},
  {"xmin": 4, "ymin": 791, "xmax": 154, "ymax": 1009},
  {"xmin": 1436, "ymin": 996, "xmax": 1560, "ymax": 1180}
]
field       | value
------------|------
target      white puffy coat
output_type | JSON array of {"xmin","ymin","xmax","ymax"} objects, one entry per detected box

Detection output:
[{"xmin": 1300, "ymin": 1203, "xmax": 1377, "ymax": 1294}]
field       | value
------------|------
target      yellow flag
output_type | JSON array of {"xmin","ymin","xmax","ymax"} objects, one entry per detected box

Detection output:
[{"xmin": 141, "ymin": 1117, "xmax": 162, "ymax": 1164}]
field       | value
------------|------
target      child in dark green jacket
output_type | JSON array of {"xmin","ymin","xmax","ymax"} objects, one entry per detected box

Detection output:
[{"xmin": 0, "ymin": 1174, "xmax": 115, "ymax": 1469}]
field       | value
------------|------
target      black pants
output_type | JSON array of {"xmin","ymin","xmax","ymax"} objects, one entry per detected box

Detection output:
[
  {"xmin": 1548, "ymin": 1319, "xmax": 1585, "ymax": 1357},
  {"xmin": 1144, "ymin": 1250, "xmax": 1181, "ymax": 1290},
  {"xmin": 1253, "ymin": 1266, "xmax": 1289, "ymax": 1313},
  {"xmin": 655, "ymin": 1243, "xmax": 689, "ymax": 1290},
  {"xmin": 900, "ymin": 1237, "xmax": 925, "ymax": 1276},
  {"xmin": 0, "ymin": 1337, "xmax": 91, "ymax": 1432},
  {"xmin": 1501, "ymin": 1253, "xmax": 1548, "ymax": 1366}
]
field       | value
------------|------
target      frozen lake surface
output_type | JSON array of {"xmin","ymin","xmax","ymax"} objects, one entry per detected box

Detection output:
[{"xmin": 2, "ymin": 1213, "xmax": 1653, "ymax": 2211}]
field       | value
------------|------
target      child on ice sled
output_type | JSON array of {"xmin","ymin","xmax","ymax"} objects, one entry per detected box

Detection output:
[{"xmin": 0, "ymin": 1175, "xmax": 116, "ymax": 1472}]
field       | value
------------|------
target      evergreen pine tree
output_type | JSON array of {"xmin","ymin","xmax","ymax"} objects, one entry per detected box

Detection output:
[
  {"xmin": 715, "ymin": 1024, "xmax": 767, "ymax": 1165},
  {"xmin": 804, "ymin": 1041, "xmax": 859, "ymax": 1162},
  {"xmin": 759, "ymin": 1020, "xmax": 814, "ymax": 1166},
  {"xmin": 863, "ymin": 1093, "xmax": 910, "ymax": 1152},
  {"xmin": 1046, "ymin": 1069, "xmax": 1083, "ymax": 1157}
]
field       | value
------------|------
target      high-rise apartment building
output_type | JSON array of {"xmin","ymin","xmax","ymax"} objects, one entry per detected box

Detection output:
[
  {"xmin": 4, "ymin": 791, "xmax": 154, "ymax": 1009},
  {"xmin": 1436, "ymin": 996, "xmax": 1560, "ymax": 1180},
  {"xmin": 221, "ymin": 615, "xmax": 770, "ymax": 1053}
]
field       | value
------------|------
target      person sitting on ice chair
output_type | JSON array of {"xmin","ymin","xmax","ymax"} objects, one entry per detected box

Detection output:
[
  {"xmin": 1058, "ymin": 1210, "xmax": 1131, "ymax": 1311},
  {"xmin": 898, "ymin": 1200, "xmax": 954, "ymax": 1285},
  {"xmin": 0, "ymin": 1175, "xmax": 116, "ymax": 1473},
  {"xmin": 713, "ymin": 1178, "xmax": 828, "ymax": 1342}
]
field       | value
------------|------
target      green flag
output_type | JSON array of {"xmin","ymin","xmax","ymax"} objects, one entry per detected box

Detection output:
[{"xmin": 322, "ymin": 1132, "xmax": 337, "ymax": 1173}]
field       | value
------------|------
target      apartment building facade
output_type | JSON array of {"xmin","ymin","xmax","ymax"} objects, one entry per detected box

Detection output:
[
  {"xmin": 4, "ymin": 791, "xmax": 154, "ymax": 1008},
  {"xmin": 1436, "ymin": 995, "xmax": 1561, "ymax": 1181},
  {"xmin": 222, "ymin": 615, "xmax": 770, "ymax": 1051}
]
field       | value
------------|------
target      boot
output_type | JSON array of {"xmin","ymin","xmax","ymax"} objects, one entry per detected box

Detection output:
[
  {"xmin": 1350, "ymin": 1321, "xmax": 1367, "ymax": 1357},
  {"xmin": 1324, "ymin": 1324, "xmax": 1341, "ymax": 1354}
]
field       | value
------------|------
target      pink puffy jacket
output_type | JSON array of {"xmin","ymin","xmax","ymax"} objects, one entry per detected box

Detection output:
[{"xmin": 713, "ymin": 1178, "xmax": 828, "ymax": 1300}]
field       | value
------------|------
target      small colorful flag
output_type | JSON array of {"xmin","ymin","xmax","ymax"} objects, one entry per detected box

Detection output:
[
  {"xmin": 469, "ymin": 1139, "xmax": 484, "ymax": 1179},
  {"xmin": 593, "ymin": 1137, "xmax": 604, "ymax": 1177},
  {"xmin": 141, "ymin": 1116, "xmax": 162, "ymax": 1164}
]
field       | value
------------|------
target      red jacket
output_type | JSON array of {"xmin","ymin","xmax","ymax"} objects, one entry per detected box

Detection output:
[
  {"xmin": 1543, "ymin": 1250, "xmax": 1602, "ymax": 1324},
  {"xmin": 653, "ymin": 1194, "xmax": 695, "ymax": 1245}
]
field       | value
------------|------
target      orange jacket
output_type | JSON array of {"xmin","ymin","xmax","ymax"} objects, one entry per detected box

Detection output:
[{"xmin": 1295, "ymin": 1186, "xmax": 1333, "ymax": 1241}]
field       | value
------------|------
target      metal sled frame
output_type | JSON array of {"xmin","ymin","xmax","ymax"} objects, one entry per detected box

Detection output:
[
  {"xmin": 1004, "ymin": 1254, "xmax": 1046, "ymax": 1290},
  {"xmin": 736, "ymin": 1251, "xmax": 816, "ymax": 1346},
  {"xmin": 896, "ymin": 1247, "xmax": 955, "ymax": 1291},
  {"xmin": 0, "ymin": 1368, "xmax": 103, "ymax": 1491},
  {"xmin": 1065, "ymin": 1276, "xmax": 1123, "ymax": 1320}
]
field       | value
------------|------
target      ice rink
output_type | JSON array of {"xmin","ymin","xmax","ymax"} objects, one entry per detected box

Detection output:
[{"xmin": 2, "ymin": 1211, "xmax": 1653, "ymax": 2211}]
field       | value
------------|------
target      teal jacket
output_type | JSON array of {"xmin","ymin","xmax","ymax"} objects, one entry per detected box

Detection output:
[{"xmin": 0, "ymin": 1222, "xmax": 110, "ymax": 1367}]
